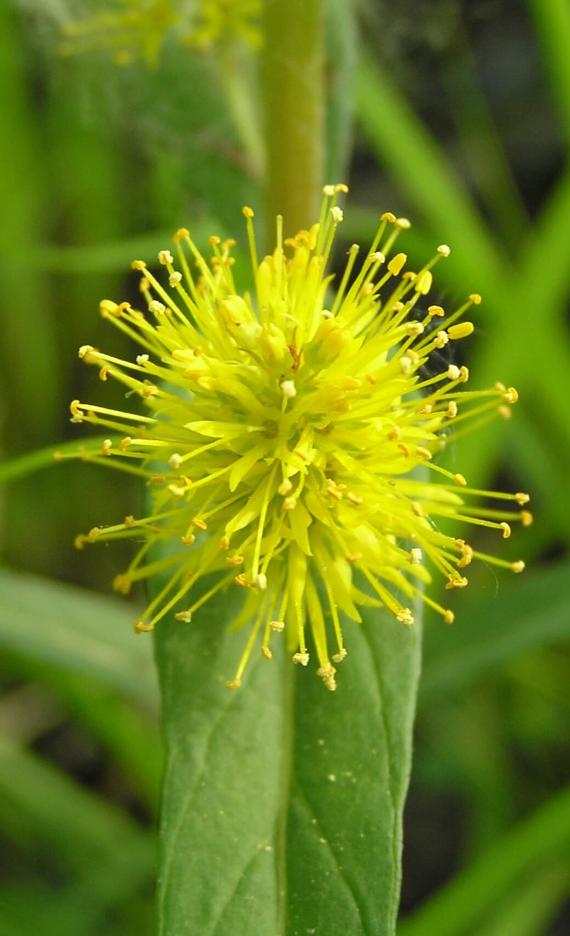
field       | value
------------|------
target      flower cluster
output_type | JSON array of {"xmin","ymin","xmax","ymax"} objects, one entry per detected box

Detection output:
[
  {"xmin": 69, "ymin": 186, "xmax": 529, "ymax": 689},
  {"xmin": 60, "ymin": 0, "xmax": 260, "ymax": 66}
]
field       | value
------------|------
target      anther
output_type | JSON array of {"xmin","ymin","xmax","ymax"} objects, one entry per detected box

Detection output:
[
  {"xmin": 292, "ymin": 652, "xmax": 310, "ymax": 666},
  {"xmin": 101, "ymin": 439, "xmax": 113, "ymax": 455},
  {"xmin": 447, "ymin": 401, "xmax": 458, "ymax": 418},
  {"xmin": 99, "ymin": 299, "xmax": 121, "ymax": 317},
  {"xmin": 454, "ymin": 473, "xmax": 467, "ymax": 486},
  {"xmin": 469, "ymin": 293, "xmax": 482, "ymax": 304},
  {"xmin": 444, "ymin": 610, "xmax": 455, "ymax": 624},
  {"xmin": 242, "ymin": 206, "xmax": 255, "ymax": 218},
  {"xmin": 136, "ymin": 354, "xmax": 149, "ymax": 366},
  {"xmin": 521, "ymin": 511, "xmax": 533, "ymax": 527},
  {"xmin": 270, "ymin": 620, "xmax": 285, "ymax": 632},
  {"xmin": 387, "ymin": 252, "xmax": 407, "ymax": 275},
  {"xmin": 410, "ymin": 547, "xmax": 423, "ymax": 564},
  {"xmin": 322, "ymin": 184, "xmax": 335, "ymax": 196},
  {"xmin": 158, "ymin": 250, "xmax": 173, "ymax": 265},
  {"xmin": 169, "ymin": 453, "xmax": 183, "ymax": 469},
  {"xmin": 225, "ymin": 678, "xmax": 241, "ymax": 689},
  {"xmin": 226, "ymin": 554, "xmax": 244, "ymax": 567},
  {"xmin": 131, "ymin": 260, "xmax": 146, "ymax": 271},
  {"xmin": 169, "ymin": 272, "xmax": 182, "ymax": 287},
  {"xmin": 133, "ymin": 620, "xmax": 154, "ymax": 633},
  {"xmin": 515, "ymin": 492, "xmax": 530, "ymax": 505},
  {"xmin": 395, "ymin": 217, "xmax": 411, "ymax": 229},
  {"xmin": 500, "ymin": 522, "xmax": 512, "ymax": 539},
  {"xmin": 503, "ymin": 386, "xmax": 518, "ymax": 404},
  {"xmin": 261, "ymin": 646, "xmax": 273, "ymax": 660},
  {"xmin": 381, "ymin": 211, "xmax": 396, "ymax": 223},
  {"xmin": 428, "ymin": 304, "xmax": 445, "ymax": 317},
  {"xmin": 437, "ymin": 244, "xmax": 451, "ymax": 257},
  {"xmin": 256, "ymin": 573, "xmax": 267, "ymax": 590},
  {"xmin": 332, "ymin": 648, "xmax": 347, "ymax": 663},
  {"xmin": 331, "ymin": 206, "xmax": 344, "ymax": 223},
  {"xmin": 281, "ymin": 379, "xmax": 296, "ymax": 398},
  {"xmin": 447, "ymin": 365, "xmax": 460, "ymax": 380},
  {"xmin": 434, "ymin": 331, "xmax": 449, "ymax": 348},
  {"xmin": 448, "ymin": 322, "xmax": 474, "ymax": 340},
  {"xmin": 175, "ymin": 611, "xmax": 192, "ymax": 622},
  {"xmin": 415, "ymin": 270, "xmax": 432, "ymax": 295},
  {"xmin": 511, "ymin": 560, "xmax": 525, "ymax": 573}
]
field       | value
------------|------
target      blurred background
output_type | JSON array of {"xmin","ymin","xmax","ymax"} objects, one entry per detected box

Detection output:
[{"xmin": 0, "ymin": 0, "xmax": 569, "ymax": 933}]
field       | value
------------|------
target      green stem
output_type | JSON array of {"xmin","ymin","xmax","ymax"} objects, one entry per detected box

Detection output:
[{"xmin": 262, "ymin": 0, "xmax": 325, "ymax": 237}]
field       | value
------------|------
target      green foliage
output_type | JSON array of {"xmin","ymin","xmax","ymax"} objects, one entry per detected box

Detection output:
[{"xmin": 1, "ymin": 0, "xmax": 569, "ymax": 932}]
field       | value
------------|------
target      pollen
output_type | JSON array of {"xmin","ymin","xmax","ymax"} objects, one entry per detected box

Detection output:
[{"xmin": 71, "ymin": 186, "xmax": 528, "ymax": 690}]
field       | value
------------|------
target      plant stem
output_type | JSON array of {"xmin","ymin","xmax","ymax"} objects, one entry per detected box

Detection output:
[{"xmin": 262, "ymin": 0, "xmax": 325, "ymax": 237}]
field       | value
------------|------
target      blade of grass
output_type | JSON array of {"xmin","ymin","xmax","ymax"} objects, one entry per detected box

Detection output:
[
  {"xmin": 0, "ymin": 436, "xmax": 119, "ymax": 485},
  {"xmin": 398, "ymin": 783, "xmax": 570, "ymax": 936},
  {"xmin": 527, "ymin": 0, "xmax": 570, "ymax": 150},
  {"xmin": 0, "ymin": 568, "xmax": 157, "ymax": 706},
  {"xmin": 0, "ymin": 5, "xmax": 60, "ymax": 443},
  {"xmin": 421, "ymin": 561, "xmax": 570, "ymax": 700},
  {"xmin": 0, "ymin": 737, "xmax": 154, "ymax": 927},
  {"xmin": 475, "ymin": 865, "xmax": 570, "ymax": 936},
  {"xmin": 356, "ymin": 51, "xmax": 507, "ymax": 291}
]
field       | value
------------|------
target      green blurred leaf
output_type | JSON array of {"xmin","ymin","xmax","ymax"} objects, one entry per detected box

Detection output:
[
  {"xmin": 356, "ymin": 51, "xmax": 506, "ymax": 292},
  {"xmin": 0, "ymin": 568, "xmax": 157, "ymax": 707},
  {"xmin": 0, "ymin": 437, "xmax": 118, "ymax": 485},
  {"xmin": 474, "ymin": 864, "xmax": 569, "ymax": 936},
  {"xmin": 421, "ymin": 562, "xmax": 570, "ymax": 700},
  {"xmin": 0, "ymin": 737, "xmax": 154, "ymax": 933},
  {"xmin": 155, "ymin": 585, "xmax": 422, "ymax": 935},
  {"xmin": 0, "ymin": 4, "xmax": 61, "ymax": 442},
  {"xmin": 22, "ymin": 224, "xmax": 219, "ymax": 274},
  {"xmin": 325, "ymin": 0, "xmax": 358, "ymax": 182},
  {"xmin": 399, "ymin": 783, "xmax": 570, "ymax": 936},
  {"xmin": 527, "ymin": 0, "xmax": 570, "ymax": 149}
]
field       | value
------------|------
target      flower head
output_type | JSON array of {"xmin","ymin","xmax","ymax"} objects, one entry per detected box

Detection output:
[
  {"xmin": 71, "ymin": 186, "xmax": 528, "ymax": 690},
  {"xmin": 60, "ymin": 0, "xmax": 260, "ymax": 66}
]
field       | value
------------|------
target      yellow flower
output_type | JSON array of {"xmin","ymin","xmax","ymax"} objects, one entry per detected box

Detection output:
[
  {"xmin": 186, "ymin": 0, "xmax": 261, "ymax": 50},
  {"xmin": 70, "ymin": 186, "xmax": 529, "ymax": 690},
  {"xmin": 60, "ymin": 0, "xmax": 260, "ymax": 67}
]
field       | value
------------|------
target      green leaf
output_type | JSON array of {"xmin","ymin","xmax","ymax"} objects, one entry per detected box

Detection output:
[
  {"xmin": 325, "ymin": 0, "xmax": 358, "ymax": 182},
  {"xmin": 473, "ymin": 864, "xmax": 569, "ymax": 936},
  {"xmin": 0, "ymin": 436, "xmax": 119, "ymax": 485},
  {"xmin": 527, "ymin": 0, "xmax": 570, "ymax": 149},
  {"xmin": 0, "ymin": 568, "xmax": 157, "ymax": 706},
  {"xmin": 398, "ymin": 783, "xmax": 570, "ymax": 936},
  {"xmin": 154, "ymin": 584, "xmax": 422, "ymax": 935},
  {"xmin": 355, "ymin": 52, "xmax": 506, "ymax": 292},
  {"xmin": 421, "ymin": 562, "xmax": 570, "ymax": 700},
  {"xmin": 0, "ymin": 737, "xmax": 154, "ymax": 932}
]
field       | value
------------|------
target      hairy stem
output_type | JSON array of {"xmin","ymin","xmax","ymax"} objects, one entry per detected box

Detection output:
[{"xmin": 262, "ymin": 0, "xmax": 325, "ymax": 237}]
